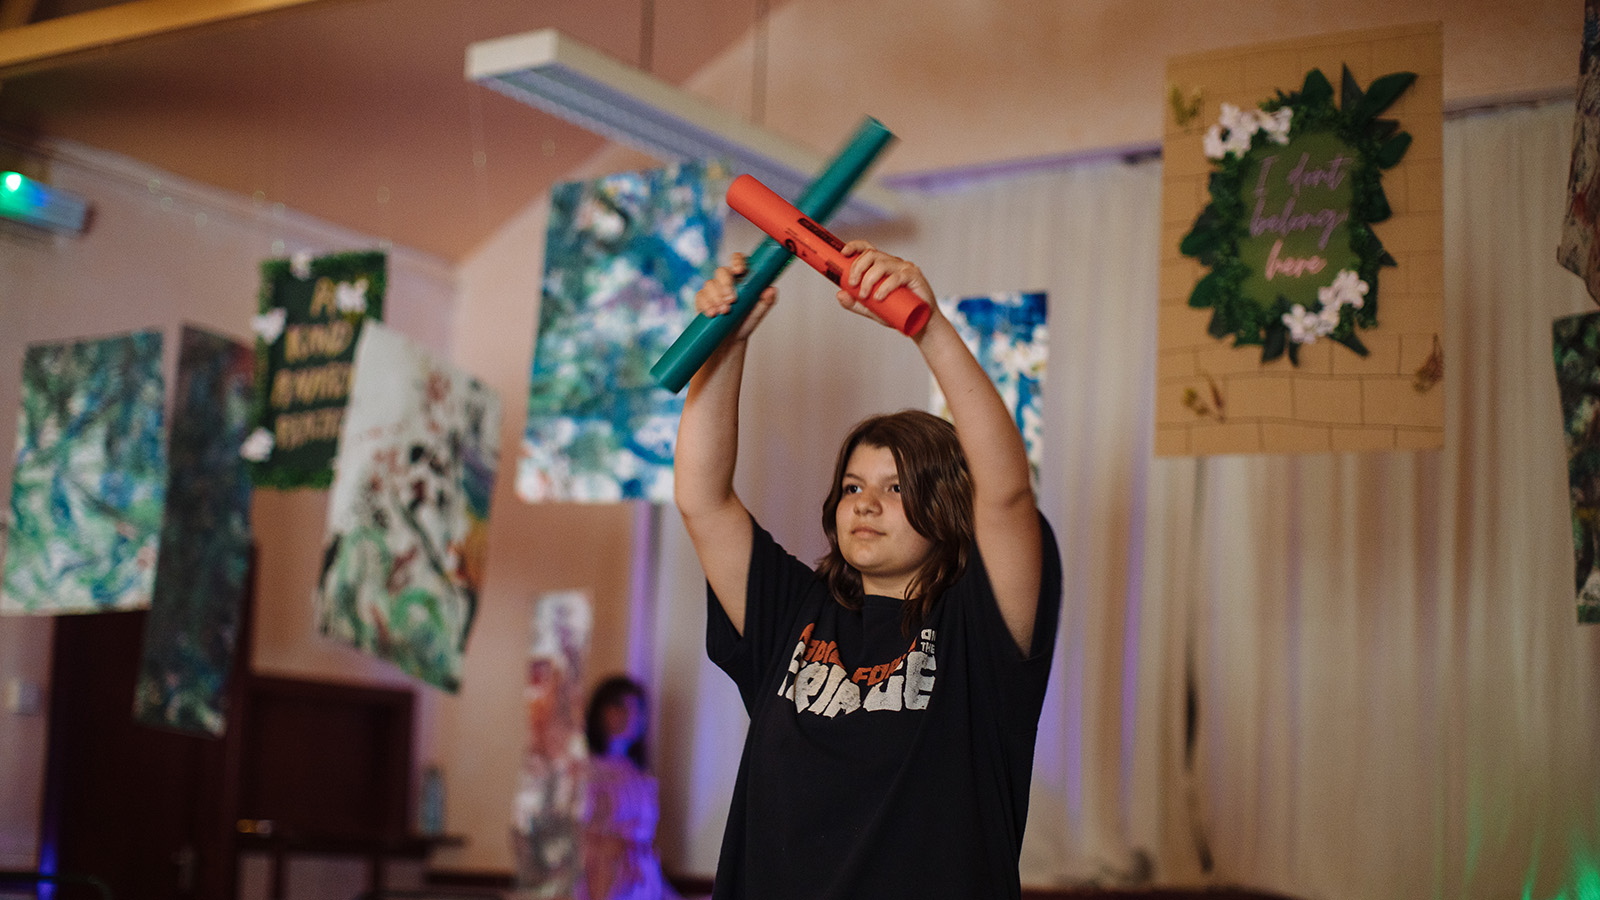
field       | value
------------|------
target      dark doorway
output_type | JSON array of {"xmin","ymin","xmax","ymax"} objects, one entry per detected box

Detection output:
[{"xmin": 39, "ymin": 602, "xmax": 245, "ymax": 900}]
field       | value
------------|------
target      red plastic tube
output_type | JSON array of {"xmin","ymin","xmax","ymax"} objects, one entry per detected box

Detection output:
[{"xmin": 726, "ymin": 174, "xmax": 930, "ymax": 336}]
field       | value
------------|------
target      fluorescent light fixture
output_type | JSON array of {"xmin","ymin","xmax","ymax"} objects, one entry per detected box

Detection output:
[
  {"xmin": 0, "ymin": 171, "xmax": 88, "ymax": 233},
  {"xmin": 465, "ymin": 29, "xmax": 899, "ymax": 225}
]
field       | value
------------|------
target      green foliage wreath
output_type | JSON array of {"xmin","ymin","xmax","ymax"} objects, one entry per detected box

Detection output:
[{"xmin": 1179, "ymin": 66, "xmax": 1415, "ymax": 365}]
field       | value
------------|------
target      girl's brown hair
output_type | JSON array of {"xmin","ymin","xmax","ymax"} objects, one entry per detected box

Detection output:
[{"xmin": 816, "ymin": 410, "xmax": 973, "ymax": 634}]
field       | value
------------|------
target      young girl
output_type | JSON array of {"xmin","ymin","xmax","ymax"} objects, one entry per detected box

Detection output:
[
  {"xmin": 674, "ymin": 241, "xmax": 1063, "ymax": 899},
  {"xmin": 578, "ymin": 676, "xmax": 680, "ymax": 900}
]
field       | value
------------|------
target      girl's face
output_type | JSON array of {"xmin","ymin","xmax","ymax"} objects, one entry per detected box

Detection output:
[
  {"xmin": 834, "ymin": 443, "xmax": 934, "ymax": 599},
  {"xmin": 603, "ymin": 693, "xmax": 644, "ymax": 745}
]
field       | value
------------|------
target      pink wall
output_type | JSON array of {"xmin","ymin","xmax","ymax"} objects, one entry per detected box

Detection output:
[{"xmin": 0, "ymin": 0, "xmax": 1581, "ymax": 883}]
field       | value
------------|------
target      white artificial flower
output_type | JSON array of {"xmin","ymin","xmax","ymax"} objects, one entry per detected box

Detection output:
[
  {"xmin": 1217, "ymin": 103, "xmax": 1249, "ymax": 134},
  {"xmin": 1202, "ymin": 124, "xmax": 1228, "ymax": 160},
  {"xmin": 1317, "ymin": 304, "xmax": 1343, "ymax": 333},
  {"xmin": 1264, "ymin": 107, "xmax": 1294, "ymax": 144},
  {"xmin": 335, "ymin": 277, "xmax": 369, "ymax": 314},
  {"xmin": 1224, "ymin": 126, "xmax": 1255, "ymax": 156},
  {"xmin": 251, "ymin": 307, "xmax": 288, "ymax": 344},
  {"xmin": 1330, "ymin": 269, "xmax": 1368, "ymax": 307},
  {"xmin": 1282, "ymin": 304, "xmax": 1325, "ymax": 344},
  {"xmin": 240, "ymin": 427, "xmax": 275, "ymax": 462},
  {"xmin": 290, "ymin": 251, "xmax": 313, "ymax": 280}
]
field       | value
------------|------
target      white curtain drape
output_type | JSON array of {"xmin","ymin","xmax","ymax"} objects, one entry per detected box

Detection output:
[{"xmin": 644, "ymin": 100, "xmax": 1600, "ymax": 900}]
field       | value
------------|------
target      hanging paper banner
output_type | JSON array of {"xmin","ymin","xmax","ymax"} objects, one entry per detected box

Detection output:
[
  {"xmin": 513, "ymin": 589, "xmax": 593, "ymax": 899},
  {"xmin": 1552, "ymin": 311, "xmax": 1600, "ymax": 624},
  {"xmin": 246, "ymin": 249, "xmax": 386, "ymax": 489},
  {"xmin": 930, "ymin": 291, "xmax": 1048, "ymax": 489},
  {"xmin": 2, "ymin": 330, "xmax": 167, "ymax": 615},
  {"xmin": 133, "ymin": 327, "xmax": 256, "ymax": 735},
  {"xmin": 313, "ymin": 323, "xmax": 501, "ymax": 692},
  {"xmin": 1157, "ymin": 24, "xmax": 1444, "ymax": 456},
  {"xmin": 520, "ymin": 160, "xmax": 727, "ymax": 504},
  {"xmin": 1558, "ymin": 0, "xmax": 1600, "ymax": 304}
]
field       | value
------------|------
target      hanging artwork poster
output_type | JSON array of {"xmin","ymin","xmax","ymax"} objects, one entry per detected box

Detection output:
[
  {"xmin": 134, "ymin": 327, "xmax": 256, "ymax": 736},
  {"xmin": 512, "ymin": 590, "xmax": 593, "ymax": 899},
  {"xmin": 313, "ymin": 323, "xmax": 501, "ymax": 692},
  {"xmin": 1157, "ymin": 24, "xmax": 1444, "ymax": 456},
  {"xmin": 1552, "ymin": 311, "xmax": 1600, "ymax": 624},
  {"xmin": 929, "ymin": 291, "xmax": 1048, "ymax": 489},
  {"xmin": 520, "ymin": 160, "xmax": 727, "ymax": 504},
  {"xmin": 1558, "ymin": 0, "xmax": 1600, "ymax": 304},
  {"xmin": 2, "ymin": 330, "xmax": 167, "ymax": 615},
  {"xmin": 246, "ymin": 249, "xmax": 386, "ymax": 489}
]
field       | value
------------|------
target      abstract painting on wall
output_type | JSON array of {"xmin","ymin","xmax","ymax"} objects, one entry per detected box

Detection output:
[
  {"xmin": 314, "ymin": 323, "xmax": 501, "ymax": 691},
  {"xmin": 513, "ymin": 589, "xmax": 592, "ymax": 899},
  {"xmin": 931, "ymin": 291, "xmax": 1049, "ymax": 489},
  {"xmin": 1552, "ymin": 311, "xmax": 1600, "ymax": 624},
  {"xmin": 519, "ymin": 160, "xmax": 727, "ymax": 504},
  {"xmin": 134, "ymin": 327, "xmax": 256, "ymax": 736},
  {"xmin": 2, "ymin": 330, "xmax": 167, "ymax": 615},
  {"xmin": 247, "ymin": 249, "xmax": 386, "ymax": 489},
  {"xmin": 1559, "ymin": 0, "xmax": 1600, "ymax": 304}
]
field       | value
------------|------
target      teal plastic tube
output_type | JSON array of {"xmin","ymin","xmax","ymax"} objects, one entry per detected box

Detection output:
[{"xmin": 649, "ymin": 117, "xmax": 896, "ymax": 393}]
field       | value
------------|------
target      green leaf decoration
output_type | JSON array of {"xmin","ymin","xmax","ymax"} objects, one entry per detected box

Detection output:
[
  {"xmin": 1206, "ymin": 310, "xmax": 1231, "ymax": 339},
  {"xmin": 1301, "ymin": 68, "xmax": 1335, "ymax": 107},
  {"xmin": 1180, "ymin": 212, "xmax": 1220, "ymax": 257},
  {"xmin": 1190, "ymin": 269, "xmax": 1226, "ymax": 309},
  {"xmin": 1340, "ymin": 65, "xmax": 1364, "ymax": 114},
  {"xmin": 1334, "ymin": 330, "xmax": 1370, "ymax": 357},
  {"xmin": 1178, "ymin": 63, "xmax": 1414, "ymax": 366},
  {"xmin": 1351, "ymin": 72, "xmax": 1417, "ymax": 123},
  {"xmin": 1377, "ymin": 133, "xmax": 1412, "ymax": 168},
  {"xmin": 1262, "ymin": 324, "xmax": 1287, "ymax": 362},
  {"xmin": 1363, "ymin": 187, "xmax": 1393, "ymax": 223}
]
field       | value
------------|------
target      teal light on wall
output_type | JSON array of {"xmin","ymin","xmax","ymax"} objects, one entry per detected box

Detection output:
[{"xmin": 0, "ymin": 171, "xmax": 89, "ymax": 233}]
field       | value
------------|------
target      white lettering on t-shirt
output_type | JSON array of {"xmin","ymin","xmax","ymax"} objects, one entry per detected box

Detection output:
[
  {"xmin": 807, "ymin": 666, "xmax": 849, "ymax": 714},
  {"xmin": 791, "ymin": 661, "xmax": 831, "ymax": 711},
  {"xmin": 778, "ymin": 625, "xmax": 938, "ymax": 716},
  {"xmin": 863, "ymin": 675, "xmax": 904, "ymax": 711},
  {"xmin": 904, "ymin": 651, "xmax": 936, "ymax": 710}
]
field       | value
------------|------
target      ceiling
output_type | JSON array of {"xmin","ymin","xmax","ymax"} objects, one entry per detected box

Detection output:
[{"xmin": 0, "ymin": 0, "xmax": 785, "ymax": 262}]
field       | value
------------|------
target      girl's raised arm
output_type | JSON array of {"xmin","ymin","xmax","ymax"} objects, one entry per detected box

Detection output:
[
  {"xmin": 839, "ymin": 242, "xmax": 1043, "ymax": 654},
  {"xmin": 672, "ymin": 256, "xmax": 777, "ymax": 636}
]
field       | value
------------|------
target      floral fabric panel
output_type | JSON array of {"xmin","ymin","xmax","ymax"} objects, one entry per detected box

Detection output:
[
  {"xmin": 930, "ymin": 291, "xmax": 1048, "ymax": 490},
  {"xmin": 247, "ymin": 250, "xmax": 386, "ymax": 489},
  {"xmin": 1559, "ymin": 0, "xmax": 1600, "ymax": 304},
  {"xmin": 134, "ymin": 327, "xmax": 256, "ymax": 735},
  {"xmin": 314, "ymin": 323, "xmax": 501, "ymax": 691},
  {"xmin": 513, "ymin": 590, "xmax": 593, "ymax": 898},
  {"xmin": 1552, "ymin": 311, "xmax": 1600, "ymax": 624},
  {"xmin": 520, "ymin": 160, "xmax": 727, "ymax": 504},
  {"xmin": 2, "ymin": 330, "xmax": 167, "ymax": 615}
]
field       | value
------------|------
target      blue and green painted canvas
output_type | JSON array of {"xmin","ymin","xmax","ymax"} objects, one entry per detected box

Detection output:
[
  {"xmin": 315, "ymin": 323, "xmax": 501, "ymax": 692},
  {"xmin": 519, "ymin": 160, "xmax": 727, "ymax": 504},
  {"xmin": 931, "ymin": 291, "xmax": 1049, "ymax": 489},
  {"xmin": 1553, "ymin": 310, "xmax": 1600, "ymax": 624},
  {"xmin": 134, "ymin": 327, "xmax": 255, "ymax": 735},
  {"xmin": 2, "ymin": 330, "xmax": 168, "ymax": 614}
]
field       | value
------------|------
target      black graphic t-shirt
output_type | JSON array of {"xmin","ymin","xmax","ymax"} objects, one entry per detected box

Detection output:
[{"xmin": 706, "ymin": 515, "xmax": 1062, "ymax": 900}]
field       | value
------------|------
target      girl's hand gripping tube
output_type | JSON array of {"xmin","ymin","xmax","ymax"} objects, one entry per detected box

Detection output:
[
  {"xmin": 649, "ymin": 117, "xmax": 897, "ymax": 393},
  {"xmin": 725, "ymin": 174, "xmax": 930, "ymax": 336}
]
